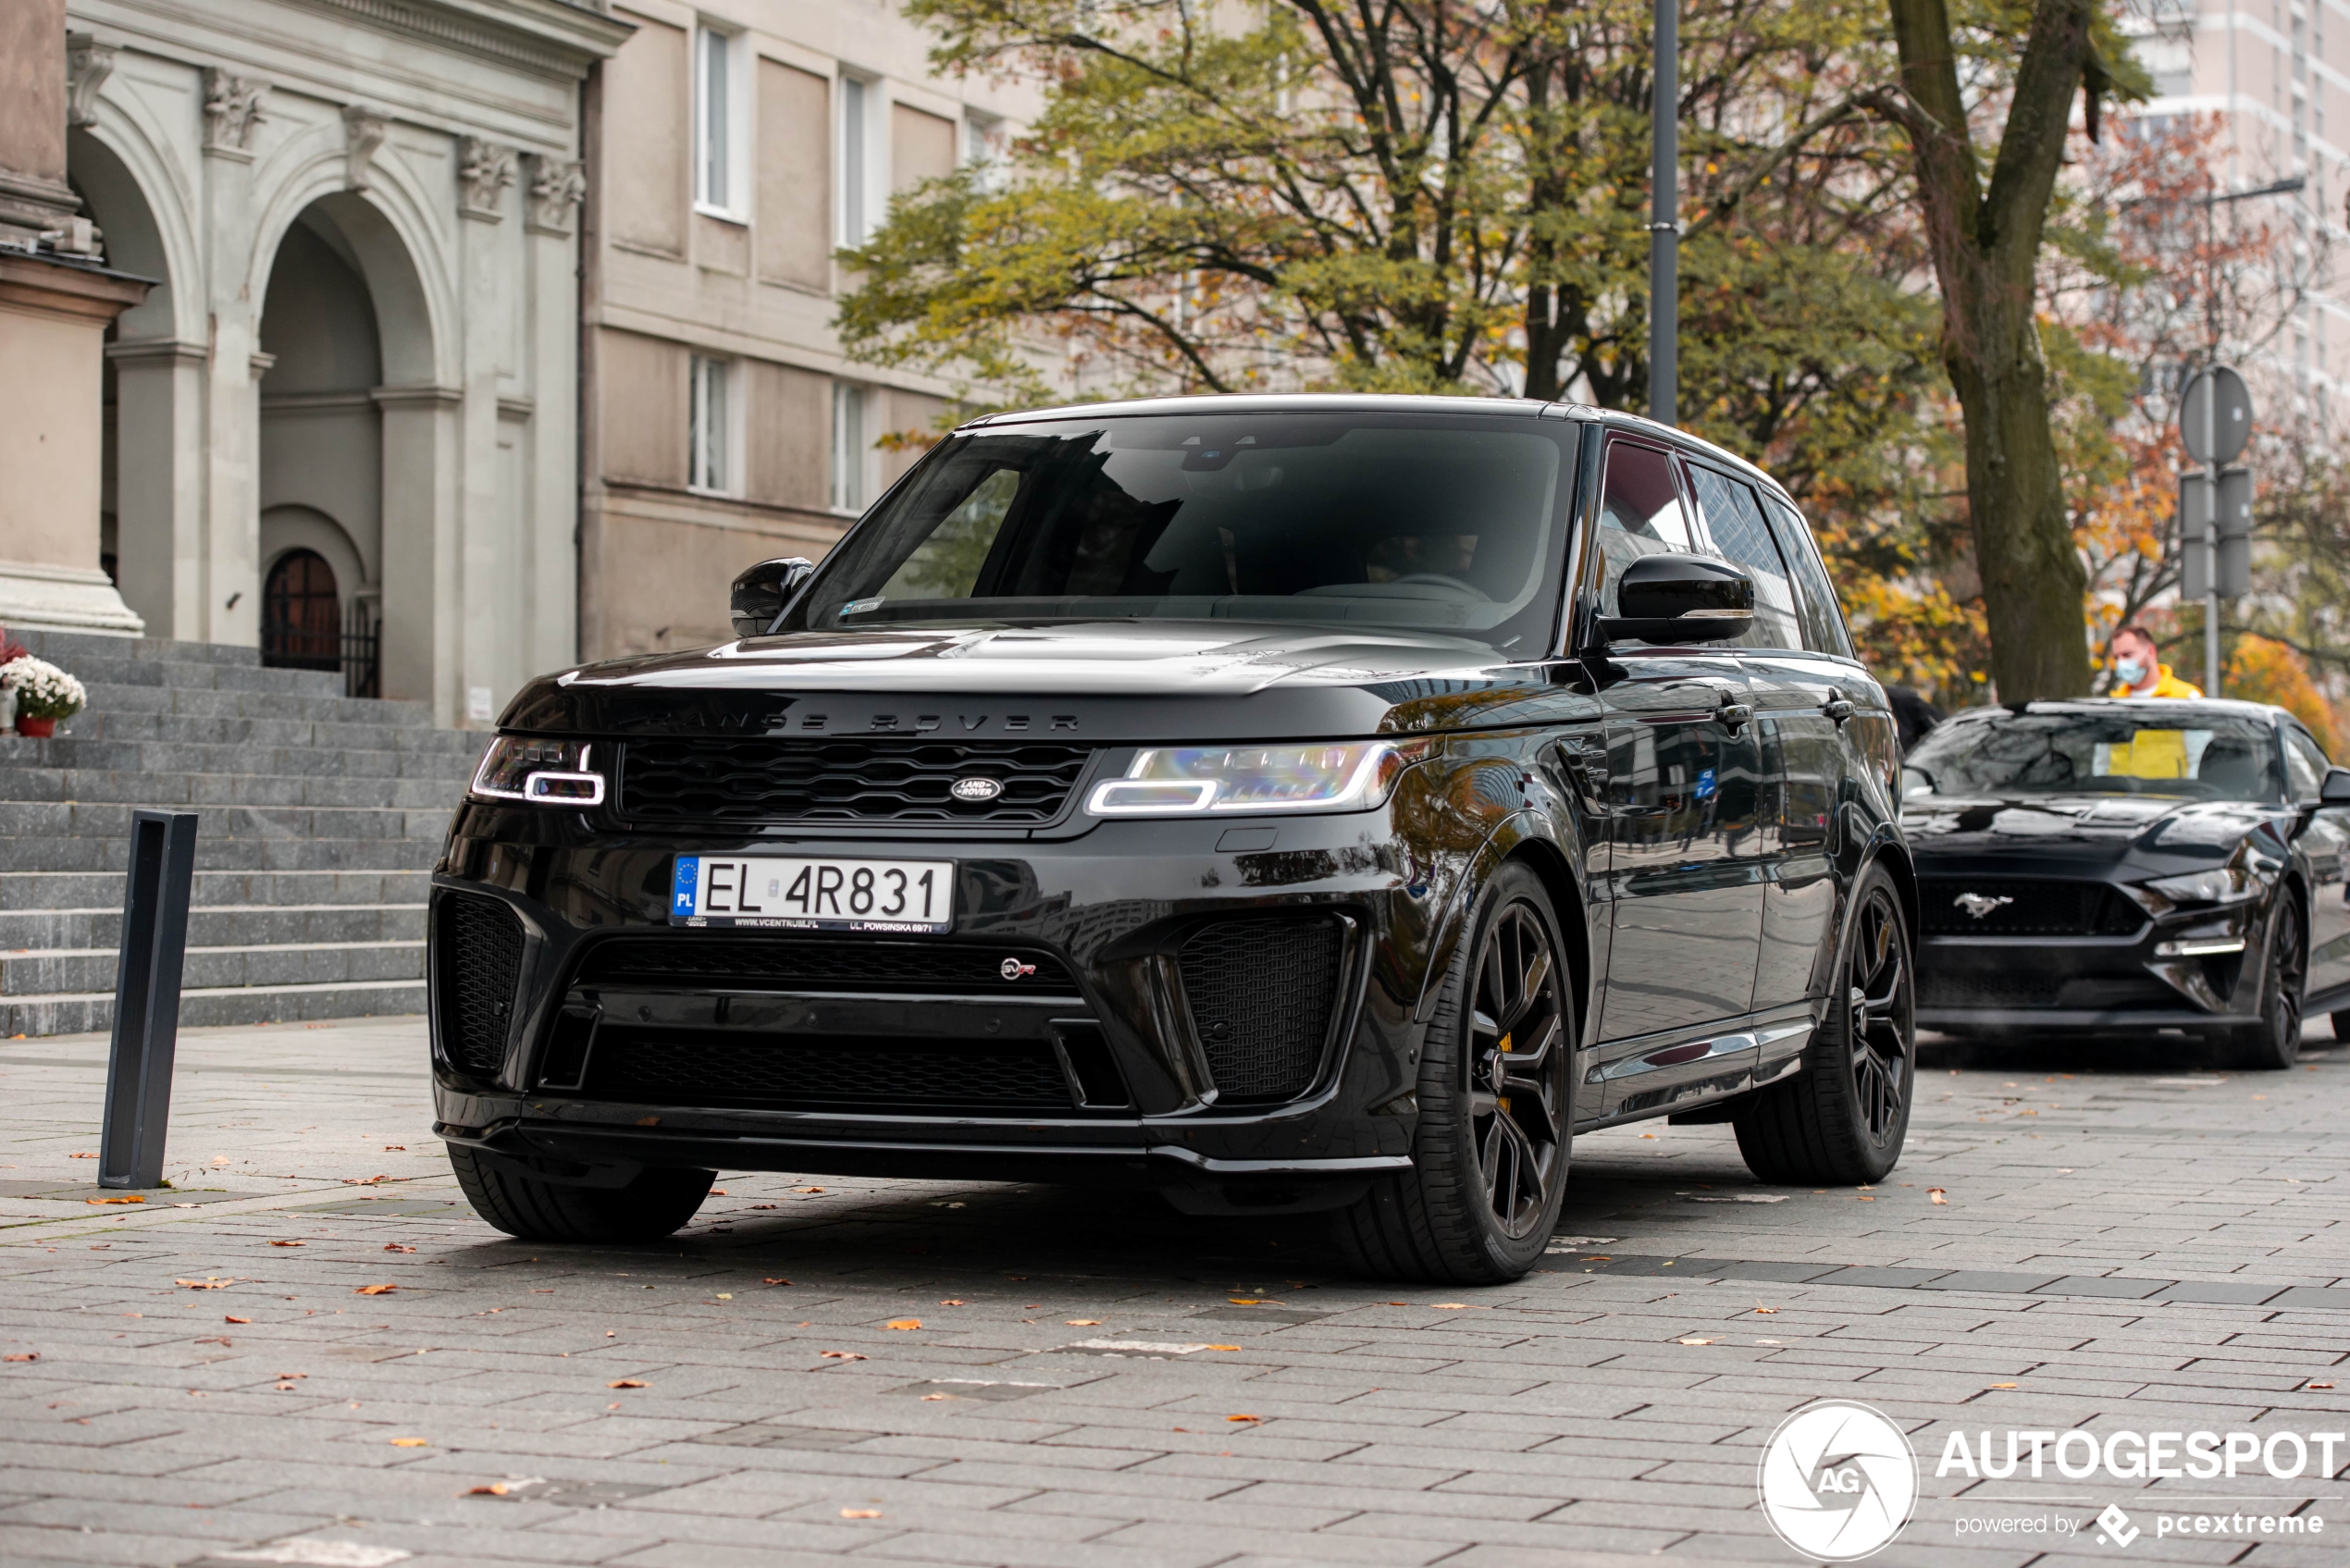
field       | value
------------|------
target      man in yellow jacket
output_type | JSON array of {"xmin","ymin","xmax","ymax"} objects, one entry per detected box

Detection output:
[{"xmin": 2109, "ymin": 624, "xmax": 2204, "ymax": 698}]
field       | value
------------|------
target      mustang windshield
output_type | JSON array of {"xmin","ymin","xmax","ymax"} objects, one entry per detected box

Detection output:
[
  {"xmin": 789, "ymin": 412, "xmax": 1576, "ymax": 655},
  {"xmin": 1905, "ymin": 709, "xmax": 2283, "ymax": 802}
]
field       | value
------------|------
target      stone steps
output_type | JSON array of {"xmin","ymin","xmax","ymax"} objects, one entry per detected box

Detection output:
[{"xmin": 0, "ymin": 628, "xmax": 476, "ymax": 1037}]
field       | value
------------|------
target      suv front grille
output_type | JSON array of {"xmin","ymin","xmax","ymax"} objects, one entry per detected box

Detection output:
[
  {"xmin": 434, "ymin": 893, "xmax": 525, "ymax": 1077},
  {"xmin": 573, "ymin": 936, "xmax": 1077, "ymax": 994},
  {"xmin": 619, "ymin": 737, "xmax": 1095, "ymax": 826},
  {"xmin": 584, "ymin": 1028, "xmax": 1077, "ymax": 1114},
  {"xmin": 1920, "ymin": 878, "xmax": 2144, "ymax": 937},
  {"xmin": 1180, "ymin": 915, "xmax": 1343, "ymax": 1103}
]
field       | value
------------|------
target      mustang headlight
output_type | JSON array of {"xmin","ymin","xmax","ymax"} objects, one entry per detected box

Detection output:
[
  {"xmin": 471, "ymin": 737, "xmax": 605, "ymax": 806},
  {"xmin": 1086, "ymin": 738, "xmax": 1435, "ymax": 817},
  {"xmin": 2141, "ymin": 861, "xmax": 2255, "ymax": 907}
]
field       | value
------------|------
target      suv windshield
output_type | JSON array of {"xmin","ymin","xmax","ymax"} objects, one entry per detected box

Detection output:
[
  {"xmin": 789, "ymin": 412, "xmax": 1576, "ymax": 655},
  {"xmin": 1905, "ymin": 708, "xmax": 2283, "ymax": 802}
]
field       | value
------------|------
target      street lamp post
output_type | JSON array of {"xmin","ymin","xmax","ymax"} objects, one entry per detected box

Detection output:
[{"xmin": 1648, "ymin": 0, "xmax": 1676, "ymax": 426}]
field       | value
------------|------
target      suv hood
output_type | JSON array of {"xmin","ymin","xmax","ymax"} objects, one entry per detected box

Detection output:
[{"xmin": 501, "ymin": 620, "xmax": 1568, "ymax": 740}]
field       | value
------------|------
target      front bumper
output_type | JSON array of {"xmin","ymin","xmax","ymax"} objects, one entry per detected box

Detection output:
[
  {"xmin": 1916, "ymin": 899, "xmax": 2266, "ymax": 1034},
  {"xmin": 428, "ymin": 800, "xmax": 1450, "ymax": 1201}
]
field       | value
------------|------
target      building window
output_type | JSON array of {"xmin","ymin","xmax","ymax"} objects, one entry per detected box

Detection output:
[
  {"xmin": 696, "ymin": 23, "xmax": 744, "ymax": 216},
  {"xmin": 839, "ymin": 74, "xmax": 870, "ymax": 243},
  {"xmin": 831, "ymin": 382, "xmax": 868, "ymax": 512},
  {"xmin": 966, "ymin": 112, "xmax": 1007, "ymax": 191},
  {"xmin": 690, "ymin": 354, "xmax": 733, "ymax": 493}
]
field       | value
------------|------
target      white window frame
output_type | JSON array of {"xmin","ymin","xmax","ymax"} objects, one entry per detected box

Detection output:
[
  {"xmin": 965, "ymin": 111, "xmax": 1008, "ymax": 191},
  {"xmin": 836, "ymin": 71, "xmax": 881, "ymax": 246},
  {"xmin": 694, "ymin": 19, "xmax": 749, "ymax": 221},
  {"xmin": 689, "ymin": 353, "xmax": 738, "ymax": 496},
  {"xmin": 831, "ymin": 380, "xmax": 873, "ymax": 513}
]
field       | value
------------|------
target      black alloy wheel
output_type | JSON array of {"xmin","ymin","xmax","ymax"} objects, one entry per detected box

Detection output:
[
  {"xmin": 1735, "ymin": 863, "xmax": 1915, "ymax": 1185},
  {"xmin": 1333, "ymin": 861, "xmax": 1574, "ymax": 1283},
  {"xmin": 1468, "ymin": 902, "xmax": 1571, "ymax": 1240},
  {"xmin": 2226, "ymin": 896, "xmax": 2306, "ymax": 1070}
]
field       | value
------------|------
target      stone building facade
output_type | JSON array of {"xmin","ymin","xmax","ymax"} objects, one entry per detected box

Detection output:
[
  {"xmin": 60, "ymin": 0, "xmax": 626, "ymax": 723},
  {"xmin": 579, "ymin": 0, "xmax": 1029, "ymax": 659}
]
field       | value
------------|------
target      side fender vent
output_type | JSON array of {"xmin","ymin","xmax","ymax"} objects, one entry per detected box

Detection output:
[
  {"xmin": 1179, "ymin": 915, "xmax": 1342, "ymax": 1103},
  {"xmin": 433, "ymin": 893, "xmax": 525, "ymax": 1079}
]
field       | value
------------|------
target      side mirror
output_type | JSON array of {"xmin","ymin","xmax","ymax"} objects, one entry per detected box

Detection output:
[
  {"xmin": 1598, "ymin": 552, "xmax": 1754, "ymax": 646},
  {"xmin": 729, "ymin": 557, "xmax": 815, "ymax": 638},
  {"xmin": 2320, "ymin": 766, "xmax": 2350, "ymax": 806}
]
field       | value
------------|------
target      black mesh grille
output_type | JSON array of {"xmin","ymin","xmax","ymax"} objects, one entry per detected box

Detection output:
[
  {"xmin": 1180, "ymin": 915, "xmax": 1343, "ymax": 1103},
  {"xmin": 1920, "ymin": 879, "xmax": 2144, "ymax": 936},
  {"xmin": 573, "ymin": 936, "xmax": 1077, "ymax": 994},
  {"xmin": 1918, "ymin": 970, "xmax": 2065, "ymax": 1009},
  {"xmin": 434, "ymin": 894, "xmax": 525, "ymax": 1077},
  {"xmin": 619, "ymin": 737, "xmax": 1095, "ymax": 826},
  {"xmin": 585, "ymin": 1027, "xmax": 1075, "ymax": 1114}
]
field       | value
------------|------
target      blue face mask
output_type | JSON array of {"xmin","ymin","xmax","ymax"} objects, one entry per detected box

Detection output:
[{"xmin": 2115, "ymin": 656, "xmax": 2150, "ymax": 686}]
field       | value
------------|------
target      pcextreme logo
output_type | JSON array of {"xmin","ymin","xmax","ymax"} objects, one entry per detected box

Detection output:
[{"xmin": 1758, "ymin": 1401, "xmax": 1921, "ymax": 1561}]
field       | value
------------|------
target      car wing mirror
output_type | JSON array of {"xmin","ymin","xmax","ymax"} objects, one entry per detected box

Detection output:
[
  {"xmin": 2320, "ymin": 766, "xmax": 2350, "ymax": 806},
  {"xmin": 730, "ymin": 556, "xmax": 816, "ymax": 638},
  {"xmin": 1595, "ymin": 552, "xmax": 1754, "ymax": 647}
]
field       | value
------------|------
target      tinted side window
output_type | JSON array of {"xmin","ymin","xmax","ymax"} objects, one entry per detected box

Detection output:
[
  {"xmin": 1762, "ymin": 496, "xmax": 1854, "ymax": 658},
  {"xmin": 1684, "ymin": 463, "xmax": 1800, "ymax": 650},
  {"xmin": 1593, "ymin": 440, "xmax": 1693, "ymax": 617},
  {"xmin": 2285, "ymin": 728, "xmax": 2329, "ymax": 801}
]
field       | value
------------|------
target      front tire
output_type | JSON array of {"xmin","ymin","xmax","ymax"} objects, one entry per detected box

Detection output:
[
  {"xmin": 2225, "ymin": 897, "xmax": 2305, "ymax": 1071},
  {"xmin": 1734, "ymin": 862, "xmax": 1914, "ymax": 1185},
  {"xmin": 1333, "ymin": 863, "xmax": 1575, "ymax": 1284},
  {"xmin": 449, "ymin": 1144, "xmax": 714, "ymax": 1243}
]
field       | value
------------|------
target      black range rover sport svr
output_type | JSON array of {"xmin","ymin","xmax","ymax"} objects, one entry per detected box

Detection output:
[{"xmin": 431, "ymin": 394, "xmax": 1916, "ymax": 1283}]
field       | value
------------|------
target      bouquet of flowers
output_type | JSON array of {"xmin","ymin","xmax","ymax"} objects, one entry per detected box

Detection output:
[{"xmin": 3, "ymin": 655, "xmax": 86, "ymax": 722}]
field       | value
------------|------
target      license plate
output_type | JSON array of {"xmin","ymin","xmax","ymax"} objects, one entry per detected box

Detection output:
[{"xmin": 671, "ymin": 855, "xmax": 954, "ymax": 932}]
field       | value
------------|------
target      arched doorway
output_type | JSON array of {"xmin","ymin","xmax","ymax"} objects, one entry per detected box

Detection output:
[{"xmin": 262, "ymin": 549, "xmax": 340, "ymax": 672}]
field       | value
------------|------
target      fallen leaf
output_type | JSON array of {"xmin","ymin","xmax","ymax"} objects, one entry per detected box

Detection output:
[
  {"xmin": 467, "ymin": 1483, "xmax": 510, "ymax": 1496},
  {"xmin": 269, "ymin": 1240, "xmax": 304, "ymax": 1247},
  {"xmin": 86, "ymin": 1195, "xmax": 143, "ymax": 1205},
  {"xmin": 175, "ymin": 1278, "xmax": 231, "ymax": 1290},
  {"xmin": 608, "ymin": 1379, "xmax": 647, "ymax": 1389},
  {"xmin": 1639, "ymin": 1132, "xmax": 1658, "ymax": 1139},
  {"xmin": 885, "ymin": 1319, "xmax": 921, "ymax": 1331},
  {"xmin": 1226, "ymin": 1414, "xmax": 1261, "ymax": 1423},
  {"xmin": 1678, "ymin": 1338, "xmax": 1714, "ymax": 1346},
  {"xmin": 1928, "ymin": 1189, "xmax": 1948, "ymax": 1204},
  {"xmin": 714, "ymin": 1293, "xmax": 733, "ymax": 1301},
  {"xmin": 384, "ymin": 1146, "xmax": 406, "ymax": 1152},
  {"xmin": 1065, "ymin": 1319, "xmax": 1101, "ymax": 1327},
  {"xmin": 1752, "ymin": 1307, "xmax": 1778, "ymax": 1315},
  {"xmin": 711, "ymin": 1189, "xmax": 727, "ymax": 1196},
  {"xmin": 383, "ymin": 1244, "xmax": 415, "ymax": 1253},
  {"xmin": 819, "ymin": 1351, "xmax": 867, "ymax": 1361},
  {"xmin": 2, "ymin": 1352, "xmax": 36, "ymax": 1363},
  {"xmin": 751, "ymin": 1204, "xmax": 776, "ymax": 1210},
  {"xmin": 354, "ymin": 1284, "xmax": 398, "ymax": 1296},
  {"xmin": 70, "ymin": 1152, "xmax": 95, "ymax": 1158},
  {"xmin": 921, "ymin": 1392, "xmax": 951, "ymax": 1401},
  {"xmin": 939, "ymin": 1299, "xmax": 966, "ymax": 1306},
  {"xmin": 1228, "ymin": 1298, "xmax": 1261, "ymax": 1305},
  {"xmin": 763, "ymin": 1278, "xmax": 792, "ymax": 1286},
  {"xmin": 793, "ymin": 1185, "xmax": 824, "ymax": 1193},
  {"xmin": 841, "ymin": 1508, "xmax": 882, "ymax": 1519},
  {"xmin": 1206, "ymin": 1345, "xmax": 1241, "ymax": 1352},
  {"xmin": 1987, "ymin": 1382, "xmax": 2018, "ymax": 1389},
  {"xmin": 1431, "ymin": 1303, "xmax": 1487, "ymax": 1310},
  {"xmin": 2308, "ymin": 1381, "xmax": 2336, "ymax": 1390},
  {"xmin": 209, "ymin": 1156, "xmax": 229, "ymax": 1167},
  {"xmin": 390, "ymin": 1437, "xmax": 429, "ymax": 1447},
  {"xmin": 1855, "ymin": 1195, "xmax": 1875, "ymax": 1202},
  {"xmin": 224, "ymin": 1316, "xmax": 251, "ymax": 1325}
]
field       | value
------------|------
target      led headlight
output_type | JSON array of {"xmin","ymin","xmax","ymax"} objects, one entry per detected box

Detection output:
[
  {"xmin": 2141, "ymin": 861, "xmax": 2255, "ymax": 907},
  {"xmin": 1087, "ymin": 738, "xmax": 1434, "ymax": 817},
  {"xmin": 471, "ymin": 737, "xmax": 605, "ymax": 806}
]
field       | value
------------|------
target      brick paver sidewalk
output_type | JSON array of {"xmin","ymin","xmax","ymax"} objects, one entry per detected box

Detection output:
[{"xmin": 2, "ymin": 1019, "xmax": 2344, "ymax": 1568}]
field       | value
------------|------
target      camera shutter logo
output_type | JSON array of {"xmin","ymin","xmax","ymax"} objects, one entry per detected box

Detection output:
[{"xmin": 1757, "ymin": 1401, "xmax": 1918, "ymax": 1561}]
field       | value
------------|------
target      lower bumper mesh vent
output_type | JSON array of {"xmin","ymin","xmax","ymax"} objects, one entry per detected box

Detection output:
[
  {"xmin": 434, "ymin": 893, "xmax": 525, "ymax": 1078},
  {"xmin": 585, "ymin": 1028, "xmax": 1075, "ymax": 1114},
  {"xmin": 1179, "ymin": 915, "xmax": 1342, "ymax": 1103}
]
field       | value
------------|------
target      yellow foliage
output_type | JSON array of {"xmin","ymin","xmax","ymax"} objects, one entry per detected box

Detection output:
[{"xmin": 2223, "ymin": 636, "xmax": 2340, "ymax": 753}]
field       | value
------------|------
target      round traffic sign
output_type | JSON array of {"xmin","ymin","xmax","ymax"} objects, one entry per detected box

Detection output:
[{"xmin": 2180, "ymin": 364, "xmax": 2253, "ymax": 464}]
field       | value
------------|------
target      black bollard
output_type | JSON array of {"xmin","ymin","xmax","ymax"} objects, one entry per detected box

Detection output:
[{"xmin": 98, "ymin": 810, "xmax": 199, "ymax": 1191}]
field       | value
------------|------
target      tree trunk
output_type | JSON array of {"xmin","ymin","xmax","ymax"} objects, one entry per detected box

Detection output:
[{"xmin": 1884, "ymin": 0, "xmax": 2095, "ymax": 698}]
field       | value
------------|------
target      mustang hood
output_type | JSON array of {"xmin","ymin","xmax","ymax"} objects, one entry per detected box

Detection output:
[
  {"xmin": 1902, "ymin": 794, "xmax": 2285, "ymax": 863},
  {"xmin": 500, "ymin": 621, "xmax": 1562, "ymax": 741}
]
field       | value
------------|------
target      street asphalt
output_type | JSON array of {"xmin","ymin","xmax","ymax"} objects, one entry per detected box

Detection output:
[{"xmin": 1, "ymin": 1018, "xmax": 2344, "ymax": 1568}]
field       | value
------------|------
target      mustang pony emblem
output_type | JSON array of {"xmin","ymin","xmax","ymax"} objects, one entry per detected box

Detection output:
[{"xmin": 1952, "ymin": 892, "xmax": 2013, "ymax": 921}]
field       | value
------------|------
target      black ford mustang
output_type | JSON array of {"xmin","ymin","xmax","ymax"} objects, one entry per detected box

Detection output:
[
  {"xmin": 429, "ymin": 394, "xmax": 1915, "ymax": 1282},
  {"xmin": 1902, "ymin": 698, "xmax": 2350, "ymax": 1066}
]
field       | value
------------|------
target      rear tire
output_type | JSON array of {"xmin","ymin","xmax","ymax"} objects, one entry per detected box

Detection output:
[
  {"xmin": 1734, "ymin": 862, "xmax": 1914, "ymax": 1185},
  {"xmin": 2225, "ymin": 898, "xmax": 2305, "ymax": 1071},
  {"xmin": 448, "ymin": 1144, "xmax": 714, "ymax": 1243},
  {"xmin": 1333, "ymin": 862, "xmax": 1574, "ymax": 1284}
]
